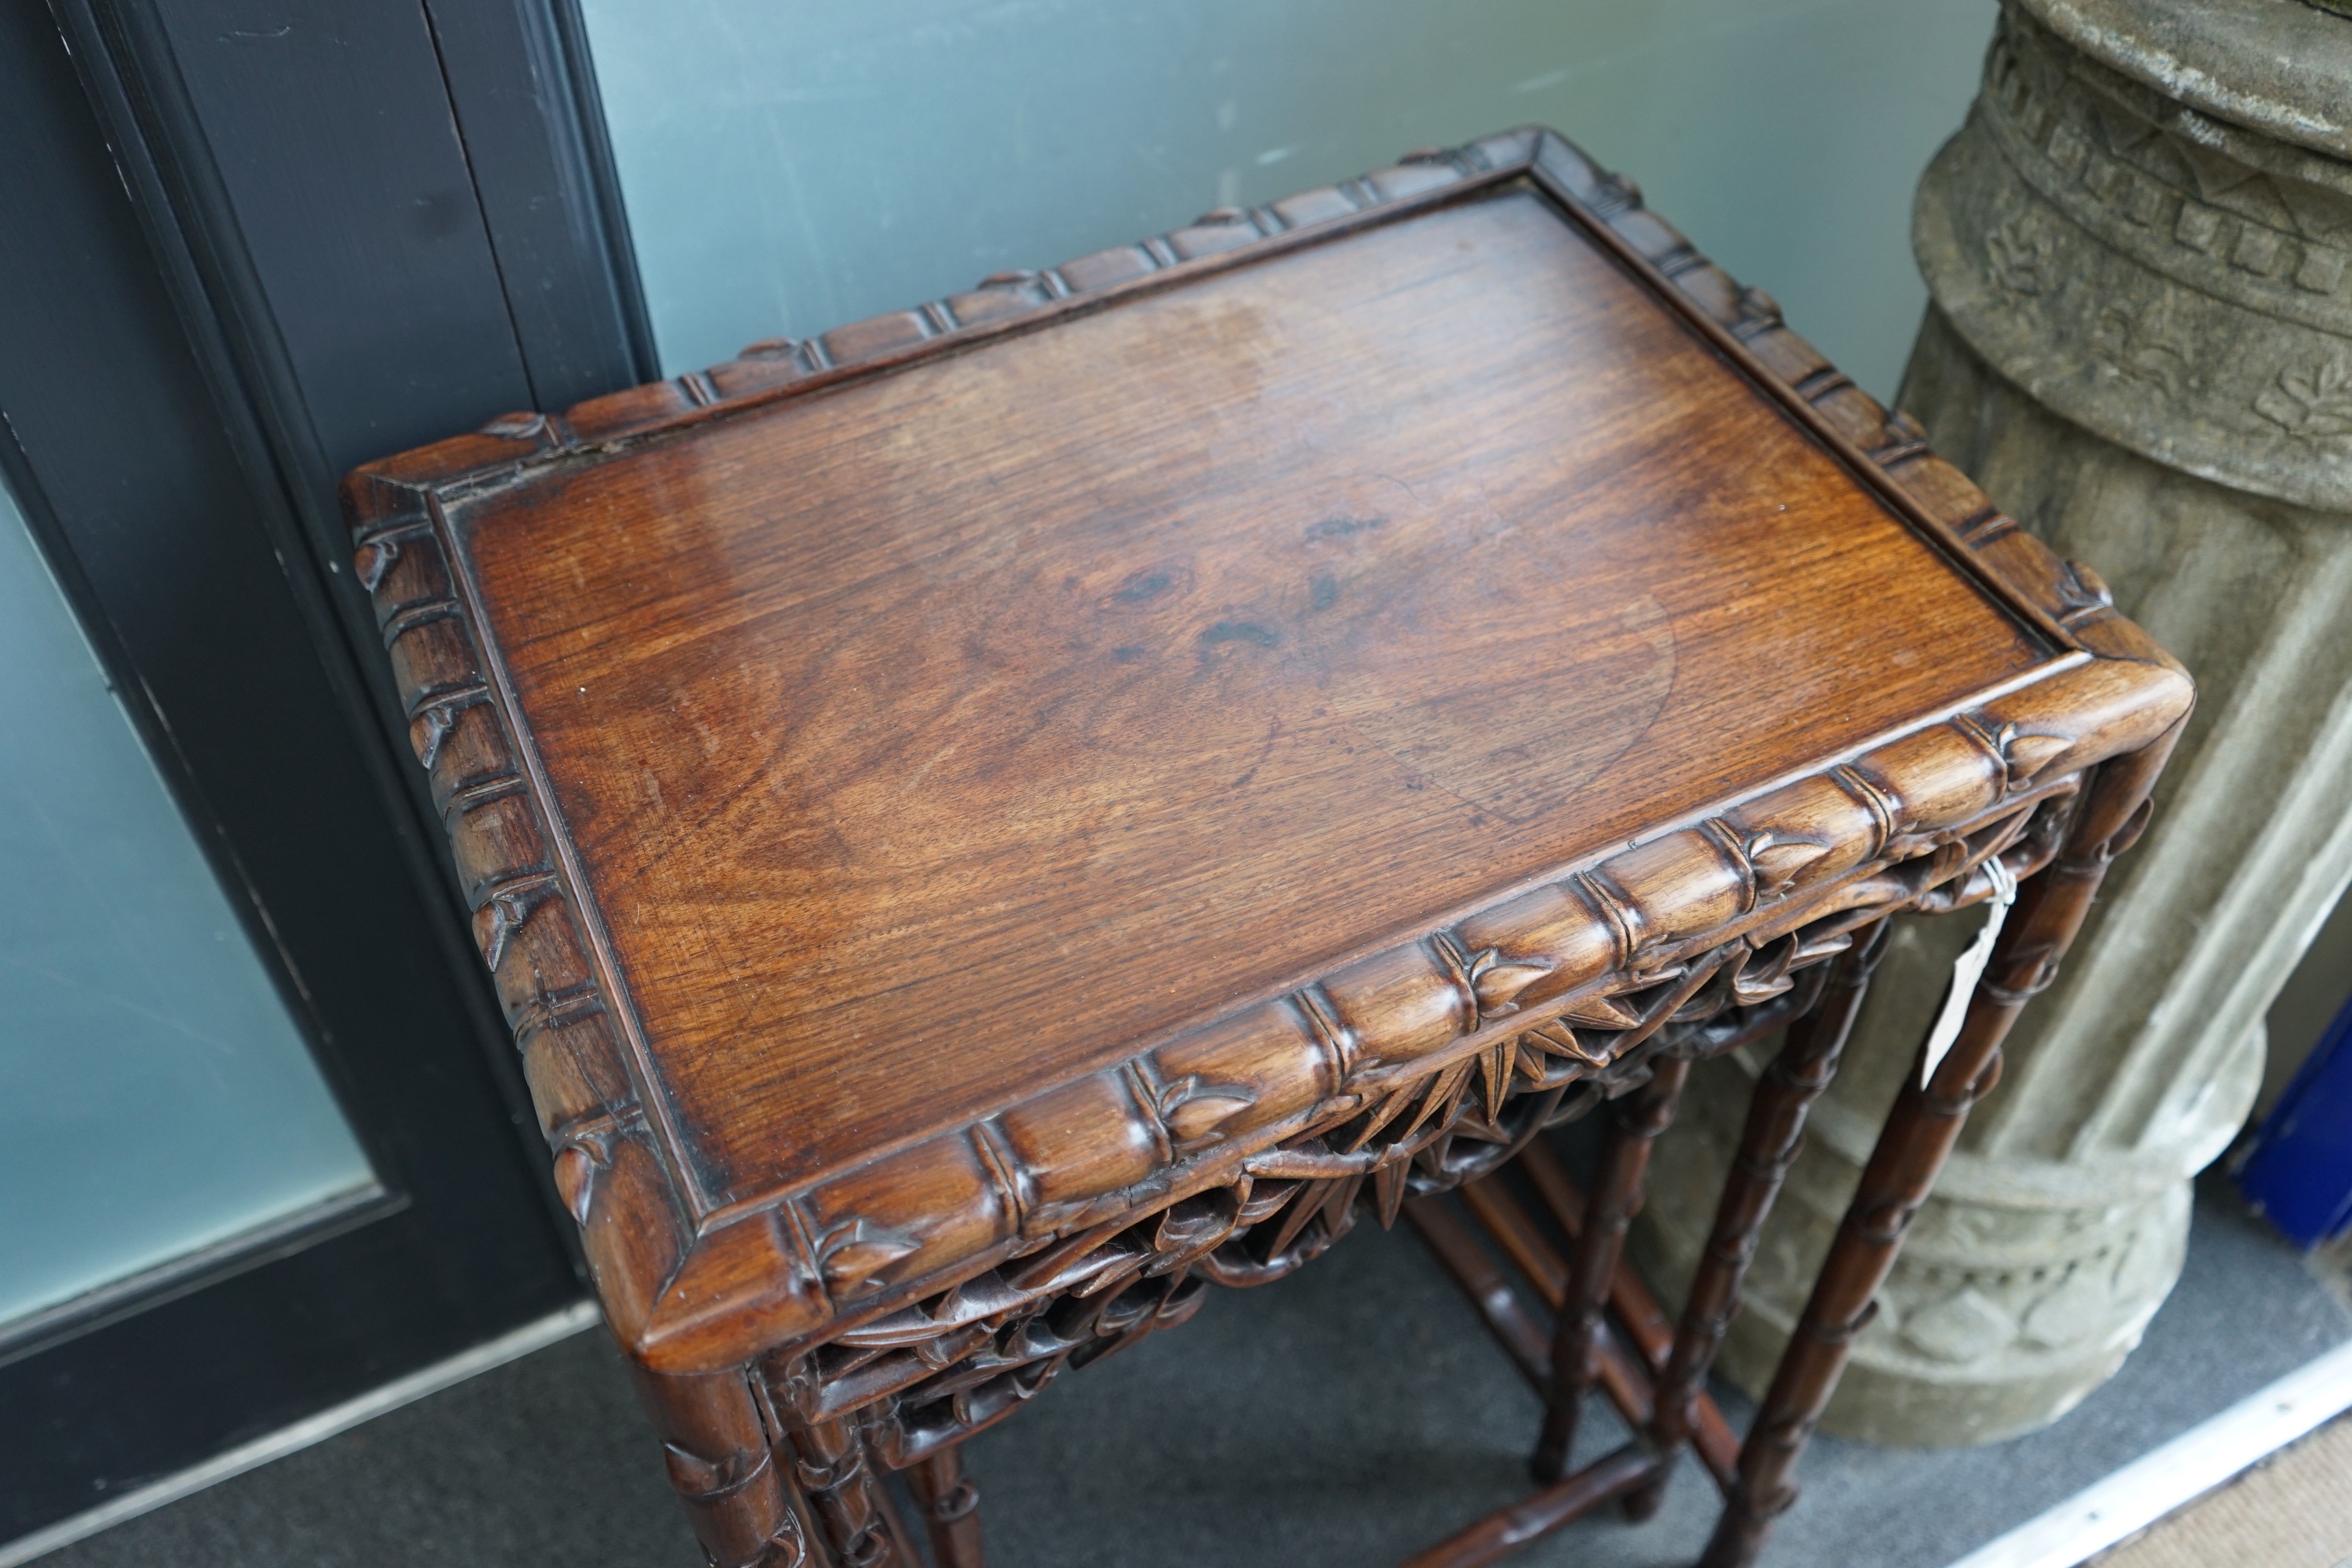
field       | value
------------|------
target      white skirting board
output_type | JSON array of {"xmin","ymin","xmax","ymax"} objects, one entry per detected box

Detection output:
[
  {"xmin": 1947, "ymin": 1334, "xmax": 2352, "ymax": 1568},
  {"xmin": 0, "ymin": 1300, "xmax": 601, "ymax": 1568}
]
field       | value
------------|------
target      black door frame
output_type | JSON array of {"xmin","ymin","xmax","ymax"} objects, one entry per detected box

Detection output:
[{"xmin": 3, "ymin": 0, "xmax": 654, "ymax": 1547}]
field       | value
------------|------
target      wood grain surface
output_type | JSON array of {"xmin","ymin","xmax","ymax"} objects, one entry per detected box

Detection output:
[
  {"xmin": 348, "ymin": 124, "xmax": 2194, "ymax": 1568},
  {"xmin": 346, "ymin": 128, "xmax": 2189, "ymax": 1383},
  {"xmin": 455, "ymin": 191, "xmax": 2046, "ymax": 1207}
]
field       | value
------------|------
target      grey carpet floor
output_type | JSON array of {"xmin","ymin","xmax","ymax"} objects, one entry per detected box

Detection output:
[{"xmin": 40, "ymin": 1171, "xmax": 2349, "ymax": 1568}]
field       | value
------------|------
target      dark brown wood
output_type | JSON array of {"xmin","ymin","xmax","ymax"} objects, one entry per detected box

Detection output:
[
  {"xmin": 1626, "ymin": 918, "xmax": 1890, "ymax": 1522},
  {"xmin": 1407, "ymin": 1188, "xmax": 1659, "ymax": 1431},
  {"xmin": 456, "ymin": 186, "xmax": 2047, "ymax": 1234},
  {"xmin": 1458, "ymin": 1176, "xmax": 1660, "ymax": 1416},
  {"xmin": 1699, "ymin": 733, "xmax": 2180, "ymax": 1568},
  {"xmin": 342, "ymin": 126, "xmax": 2191, "ymax": 1567},
  {"xmin": 772, "ymin": 1405, "xmax": 912, "ymax": 1568},
  {"xmin": 1397, "ymin": 1445, "xmax": 1662, "ymax": 1568},
  {"xmin": 626, "ymin": 1364, "xmax": 811, "ymax": 1568},
  {"xmin": 1403, "ymin": 1196, "xmax": 1552, "ymax": 1388},
  {"xmin": 1458, "ymin": 1152, "xmax": 1741, "ymax": 1488},
  {"xmin": 905, "ymin": 1445, "xmax": 985, "ymax": 1568},
  {"xmin": 1514, "ymin": 1140, "xmax": 1687, "ymax": 1383},
  {"xmin": 1532, "ymin": 1057, "xmax": 1691, "ymax": 1482},
  {"xmin": 346, "ymin": 130, "xmax": 2183, "ymax": 1375},
  {"xmin": 1395, "ymin": 824, "xmax": 2082, "ymax": 1566}
]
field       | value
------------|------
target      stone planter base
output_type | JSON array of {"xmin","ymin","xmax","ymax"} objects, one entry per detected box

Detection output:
[{"xmin": 1631, "ymin": 0, "xmax": 2352, "ymax": 1443}]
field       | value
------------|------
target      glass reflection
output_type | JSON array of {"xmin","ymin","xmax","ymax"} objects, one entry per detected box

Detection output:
[{"xmin": 0, "ymin": 482, "xmax": 373, "ymax": 1333}]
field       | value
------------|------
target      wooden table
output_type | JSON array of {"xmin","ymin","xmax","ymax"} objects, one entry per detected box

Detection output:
[{"xmin": 345, "ymin": 128, "xmax": 2189, "ymax": 1568}]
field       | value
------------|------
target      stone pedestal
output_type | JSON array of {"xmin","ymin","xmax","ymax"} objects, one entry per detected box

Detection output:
[{"xmin": 1635, "ymin": 0, "xmax": 2352, "ymax": 1445}]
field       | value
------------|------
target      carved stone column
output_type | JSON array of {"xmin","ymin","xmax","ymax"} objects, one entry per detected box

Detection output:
[{"xmin": 1636, "ymin": 0, "xmax": 2352, "ymax": 1444}]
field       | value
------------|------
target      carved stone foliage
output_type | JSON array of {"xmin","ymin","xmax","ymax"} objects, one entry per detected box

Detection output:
[
  {"xmin": 2257, "ymin": 355, "xmax": 2352, "ymax": 446},
  {"xmin": 1919, "ymin": 2, "xmax": 2352, "ymax": 510}
]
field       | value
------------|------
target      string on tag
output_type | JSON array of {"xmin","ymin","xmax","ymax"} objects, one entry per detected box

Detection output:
[{"xmin": 1920, "ymin": 856, "xmax": 2018, "ymax": 1089}]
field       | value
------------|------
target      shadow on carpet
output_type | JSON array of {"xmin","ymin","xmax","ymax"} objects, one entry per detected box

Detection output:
[{"xmin": 40, "ymin": 1172, "xmax": 2348, "ymax": 1568}]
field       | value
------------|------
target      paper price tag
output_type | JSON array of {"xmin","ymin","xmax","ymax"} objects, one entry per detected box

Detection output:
[{"xmin": 1921, "ymin": 857, "xmax": 2017, "ymax": 1089}]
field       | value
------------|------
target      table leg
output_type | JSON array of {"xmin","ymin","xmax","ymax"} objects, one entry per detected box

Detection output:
[
  {"xmin": 1531, "ymin": 1054, "xmax": 1692, "ymax": 1483},
  {"xmin": 783, "ymin": 1413, "xmax": 915, "ymax": 1568},
  {"xmin": 1624, "ymin": 920, "xmax": 1888, "ymax": 1521},
  {"xmin": 1699, "ymin": 738, "xmax": 2175, "ymax": 1568},
  {"xmin": 905, "ymin": 1444, "xmax": 986, "ymax": 1568},
  {"xmin": 628, "ymin": 1362, "xmax": 813, "ymax": 1567},
  {"xmin": 1407, "ymin": 1183, "xmax": 1674, "ymax": 1440},
  {"xmin": 1512, "ymin": 1139, "xmax": 1743, "ymax": 1488}
]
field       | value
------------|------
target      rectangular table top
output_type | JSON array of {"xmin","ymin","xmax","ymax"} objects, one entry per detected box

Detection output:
[
  {"xmin": 349, "ymin": 129, "xmax": 2188, "ymax": 1368},
  {"xmin": 466, "ymin": 191, "xmax": 2041, "ymax": 1204}
]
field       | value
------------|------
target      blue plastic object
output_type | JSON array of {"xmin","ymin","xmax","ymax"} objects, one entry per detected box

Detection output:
[{"xmin": 2240, "ymin": 986, "xmax": 2352, "ymax": 1248}]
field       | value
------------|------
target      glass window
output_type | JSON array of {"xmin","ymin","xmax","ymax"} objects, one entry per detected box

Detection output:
[
  {"xmin": 580, "ymin": 0, "xmax": 1991, "ymax": 399},
  {"xmin": 0, "ymin": 480, "xmax": 374, "ymax": 1333}
]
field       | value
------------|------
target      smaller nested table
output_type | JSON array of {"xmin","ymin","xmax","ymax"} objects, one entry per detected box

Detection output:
[{"xmin": 346, "ymin": 127, "xmax": 2188, "ymax": 1568}]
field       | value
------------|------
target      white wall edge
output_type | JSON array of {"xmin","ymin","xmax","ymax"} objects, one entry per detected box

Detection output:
[
  {"xmin": 1947, "ymin": 1334, "xmax": 2352, "ymax": 1568},
  {"xmin": 0, "ymin": 1298, "xmax": 601, "ymax": 1568}
]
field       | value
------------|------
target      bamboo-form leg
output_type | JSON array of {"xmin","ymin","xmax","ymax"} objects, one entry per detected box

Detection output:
[
  {"xmin": 1531, "ymin": 1054, "xmax": 1693, "ymax": 1483},
  {"xmin": 1510, "ymin": 1139, "xmax": 1743, "ymax": 1488},
  {"xmin": 628, "ymin": 1363, "xmax": 813, "ymax": 1567},
  {"xmin": 905, "ymin": 1444, "xmax": 986, "ymax": 1568},
  {"xmin": 1409, "ymin": 1183, "xmax": 1689, "ymax": 1449},
  {"xmin": 783, "ymin": 1413, "xmax": 915, "ymax": 1568},
  {"xmin": 1624, "ymin": 920, "xmax": 1890, "ymax": 1521},
  {"xmin": 1700, "ymin": 739, "xmax": 2174, "ymax": 1568},
  {"xmin": 1407, "ymin": 1161, "xmax": 1741, "ymax": 1486}
]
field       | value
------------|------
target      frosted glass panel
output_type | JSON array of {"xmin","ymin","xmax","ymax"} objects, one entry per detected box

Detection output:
[
  {"xmin": 582, "ymin": 0, "xmax": 1993, "ymax": 399},
  {"xmin": 0, "ymin": 482, "xmax": 373, "ymax": 1331}
]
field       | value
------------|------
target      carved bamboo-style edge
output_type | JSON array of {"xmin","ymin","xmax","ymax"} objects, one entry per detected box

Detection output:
[{"xmin": 344, "ymin": 126, "xmax": 2193, "ymax": 1374}]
